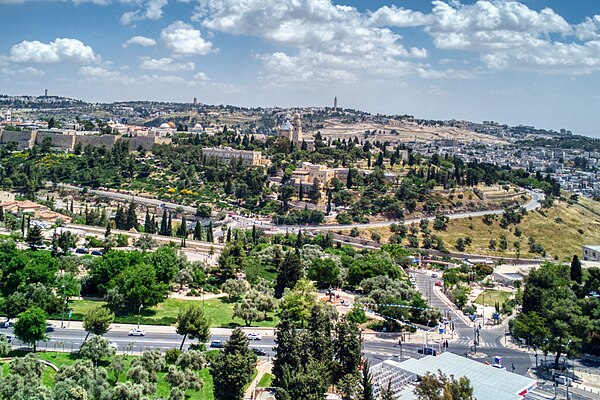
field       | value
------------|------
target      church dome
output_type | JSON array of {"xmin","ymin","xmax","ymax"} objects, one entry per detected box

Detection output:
[
  {"xmin": 159, "ymin": 123, "xmax": 171, "ymax": 129},
  {"xmin": 167, "ymin": 121, "xmax": 177, "ymax": 129}
]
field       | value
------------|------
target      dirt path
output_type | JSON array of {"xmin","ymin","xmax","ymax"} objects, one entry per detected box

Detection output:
[{"xmin": 244, "ymin": 361, "xmax": 272, "ymax": 400}]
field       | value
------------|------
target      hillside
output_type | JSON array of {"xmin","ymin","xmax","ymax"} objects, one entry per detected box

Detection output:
[{"xmin": 364, "ymin": 196, "xmax": 600, "ymax": 262}]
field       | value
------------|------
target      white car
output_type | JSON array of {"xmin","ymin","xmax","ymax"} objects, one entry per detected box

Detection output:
[
  {"xmin": 128, "ymin": 328, "xmax": 145, "ymax": 336},
  {"xmin": 109, "ymin": 341, "xmax": 119, "ymax": 350},
  {"xmin": 247, "ymin": 332, "xmax": 262, "ymax": 341}
]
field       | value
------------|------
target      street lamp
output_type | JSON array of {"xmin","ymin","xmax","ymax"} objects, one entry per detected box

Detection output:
[
  {"xmin": 60, "ymin": 284, "xmax": 66, "ymax": 328},
  {"xmin": 137, "ymin": 303, "xmax": 144, "ymax": 328}
]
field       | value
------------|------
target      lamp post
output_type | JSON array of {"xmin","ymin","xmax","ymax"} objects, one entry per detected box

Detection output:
[
  {"xmin": 137, "ymin": 303, "xmax": 144, "ymax": 329},
  {"xmin": 201, "ymin": 288, "xmax": 205, "ymax": 312},
  {"xmin": 60, "ymin": 284, "xmax": 66, "ymax": 328}
]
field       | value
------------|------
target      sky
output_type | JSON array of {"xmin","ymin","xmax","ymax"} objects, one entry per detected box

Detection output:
[{"xmin": 1, "ymin": 0, "xmax": 599, "ymax": 137}]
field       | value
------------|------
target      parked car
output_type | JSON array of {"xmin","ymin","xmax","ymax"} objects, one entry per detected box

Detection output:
[
  {"xmin": 555, "ymin": 375, "xmax": 573, "ymax": 386},
  {"xmin": 46, "ymin": 324, "xmax": 55, "ymax": 332},
  {"xmin": 210, "ymin": 340, "xmax": 223, "ymax": 348},
  {"xmin": 434, "ymin": 280, "xmax": 443, "ymax": 286},
  {"xmin": 431, "ymin": 273, "xmax": 439, "ymax": 278},
  {"xmin": 417, "ymin": 347, "xmax": 437, "ymax": 356},
  {"xmin": 75, "ymin": 248, "xmax": 89, "ymax": 254},
  {"xmin": 91, "ymin": 250, "xmax": 103, "ymax": 256},
  {"xmin": 252, "ymin": 348, "xmax": 267, "ymax": 356},
  {"xmin": 128, "ymin": 328, "xmax": 145, "ymax": 336},
  {"xmin": 247, "ymin": 332, "xmax": 262, "ymax": 341}
]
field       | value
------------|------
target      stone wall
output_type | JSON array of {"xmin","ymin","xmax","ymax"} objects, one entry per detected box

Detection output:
[
  {"xmin": 0, "ymin": 130, "xmax": 36, "ymax": 150},
  {"xmin": 36, "ymin": 131, "xmax": 76, "ymax": 150},
  {"xmin": 75, "ymin": 134, "xmax": 119, "ymax": 149}
]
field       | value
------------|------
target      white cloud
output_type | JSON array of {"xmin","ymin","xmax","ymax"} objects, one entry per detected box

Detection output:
[
  {"xmin": 123, "ymin": 36, "xmax": 157, "ymax": 47},
  {"xmin": 369, "ymin": 5, "xmax": 430, "ymax": 28},
  {"xmin": 197, "ymin": 0, "xmax": 433, "ymax": 83},
  {"xmin": 193, "ymin": 71, "xmax": 209, "ymax": 81},
  {"xmin": 20, "ymin": 66, "xmax": 45, "ymax": 77},
  {"xmin": 9, "ymin": 38, "xmax": 100, "ymax": 64},
  {"xmin": 140, "ymin": 57, "xmax": 195, "ymax": 71},
  {"xmin": 161, "ymin": 21, "xmax": 214, "ymax": 56},
  {"xmin": 79, "ymin": 66, "xmax": 129, "ymax": 82},
  {"xmin": 120, "ymin": 0, "xmax": 168, "ymax": 25},
  {"xmin": 73, "ymin": 0, "xmax": 111, "ymax": 5},
  {"xmin": 575, "ymin": 15, "xmax": 600, "ymax": 41}
]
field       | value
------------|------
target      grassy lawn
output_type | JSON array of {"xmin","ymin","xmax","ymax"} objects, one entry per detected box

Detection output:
[
  {"xmin": 59, "ymin": 298, "xmax": 278, "ymax": 328},
  {"xmin": 473, "ymin": 290, "xmax": 513, "ymax": 306},
  {"xmin": 3, "ymin": 351, "xmax": 216, "ymax": 400},
  {"xmin": 257, "ymin": 373, "xmax": 274, "ymax": 388}
]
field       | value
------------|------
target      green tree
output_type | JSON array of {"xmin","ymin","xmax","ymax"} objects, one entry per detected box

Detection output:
[
  {"xmin": 280, "ymin": 279, "xmax": 317, "ymax": 325},
  {"xmin": 26, "ymin": 225, "xmax": 44, "ymax": 249},
  {"xmin": 333, "ymin": 316, "xmax": 362, "ymax": 382},
  {"xmin": 571, "ymin": 255, "xmax": 583, "ymax": 284},
  {"xmin": 222, "ymin": 278, "xmax": 249, "ymax": 301},
  {"xmin": 211, "ymin": 328, "xmax": 257, "ymax": 400},
  {"xmin": 79, "ymin": 336, "xmax": 116, "ymax": 365},
  {"xmin": 275, "ymin": 249, "xmax": 303, "ymax": 298},
  {"xmin": 14, "ymin": 307, "xmax": 47, "ymax": 352},
  {"xmin": 362, "ymin": 360, "xmax": 374, "ymax": 400},
  {"xmin": 176, "ymin": 304, "xmax": 210, "ymax": 350},
  {"xmin": 413, "ymin": 371, "xmax": 474, "ymax": 400},
  {"xmin": 206, "ymin": 221, "xmax": 214, "ymax": 242},
  {"xmin": 83, "ymin": 306, "xmax": 114, "ymax": 341},
  {"xmin": 0, "ymin": 335, "xmax": 11, "ymax": 357}
]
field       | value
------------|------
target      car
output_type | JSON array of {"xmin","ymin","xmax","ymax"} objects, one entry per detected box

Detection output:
[
  {"xmin": 128, "ymin": 328, "xmax": 145, "ymax": 336},
  {"xmin": 434, "ymin": 280, "xmax": 443, "ymax": 286},
  {"xmin": 210, "ymin": 340, "xmax": 223, "ymax": 348},
  {"xmin": 0, "ymin": 333, "xmax": 11, "ymax": 343},
  {"xmin": 491, "ymin": 364, "xmax": 506, "ymax": 370},
  {"xmin": 91, "ymin": 250, "xmax": 103, "ymax": 256},
  {"xmin": 109, "ymin": 341, "xmax": 119, "ymax": 350},
  {"xmin": 555, "ymin": 375, "xmax": 573, "ymax": 386},
  {"xmin": 75, "ymin": 248, "xmax": 89, "ymax": 254},
  {"xmin": 46, "ymin": 325, "xmax": 55, "ymax": 332},
  {"xmin": 417, "ymin": 347, "xmax": 437, "ymax": 356},
  {"xmin": 431, "ymin": 273, "xmax": 439, "ymax": 278},
  {"xmin": 247, "ymin": 332, "xmax": 262, "ymax": 341},
  {"xmin": 252, "ymin": 348, "xmax": 267, "ymax": 356}
]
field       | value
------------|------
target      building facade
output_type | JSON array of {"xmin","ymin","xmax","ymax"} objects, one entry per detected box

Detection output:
[
  {"xmin": 583, "ymin": 245, "xmax": 600, "ymax": 261},
  {"xmin": 202, "ymin": 147, "xmax": 265, "ymax": 166}
]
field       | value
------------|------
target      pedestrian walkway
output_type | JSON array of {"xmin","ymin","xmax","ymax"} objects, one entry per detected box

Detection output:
[
  {"xmin": 245, "ymin": 361, "xmax": 272, "ymax": 400},
  {"xmin": 451, "ymin": 338, "xmax": 498, "ymax": 348}
]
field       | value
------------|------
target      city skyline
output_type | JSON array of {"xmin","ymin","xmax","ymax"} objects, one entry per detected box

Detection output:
[{"xmin": 1, "ymin": 0, "xmax": 599, "ymax": 137}]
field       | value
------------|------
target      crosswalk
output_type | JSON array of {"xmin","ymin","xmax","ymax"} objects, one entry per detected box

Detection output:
[{"xmin": 451, "ymin": 338, "xmax": 499, "ymax": 348}]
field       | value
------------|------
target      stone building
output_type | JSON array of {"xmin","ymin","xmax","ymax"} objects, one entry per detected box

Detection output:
[{"xmin": 202, "ymin": 147, "xmax": 265, "ymax": 166}]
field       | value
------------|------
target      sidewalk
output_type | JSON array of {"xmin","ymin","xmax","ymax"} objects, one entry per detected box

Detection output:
[
  {"xmin": 47, "ymin": 320, "xmax": 276, "ymax": 337},
  {"xmin": 244, "ymin": 361, "xmax": 272, "ymax": 400}
]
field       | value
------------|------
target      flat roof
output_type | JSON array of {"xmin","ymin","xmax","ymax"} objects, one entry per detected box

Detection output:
[
  {"xmin": 583, "ymin": 245, "xmax": 600, "ymax": 251},
  {"xmin": 385, "ymin": 352, "xmax": 536, "ymax": 399}
]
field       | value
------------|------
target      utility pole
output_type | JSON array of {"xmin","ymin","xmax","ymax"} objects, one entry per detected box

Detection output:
[{"xmin": 137, "ymin": 303, "xmax": 144, "ymax": 328}]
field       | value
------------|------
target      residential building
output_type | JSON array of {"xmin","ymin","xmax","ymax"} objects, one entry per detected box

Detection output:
[
  {"xmin": 583, "ymin": 245, "xmax": 600, "ymax": 261},
  {"xmin": 202, "ymin": 146, "xmax": 265, "ymax": 166}
]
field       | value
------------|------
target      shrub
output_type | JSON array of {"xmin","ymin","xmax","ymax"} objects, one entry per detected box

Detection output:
[{"xmin": 166, "ymin": 348, "xmax": 183, "ymax": 365}]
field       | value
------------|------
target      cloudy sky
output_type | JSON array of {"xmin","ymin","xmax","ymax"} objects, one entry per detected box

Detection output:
[{"xmin": 1, "ymin": 0, "xmax": 599, "ymax": 137}]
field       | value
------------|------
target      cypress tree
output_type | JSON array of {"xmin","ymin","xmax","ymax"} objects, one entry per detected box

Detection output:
[
  {"xmin": 571, "ymin": 255, "xmax": 583, "ymax": 284},
  {"xmin": 104, "ymin": 223, "xmax": 111, "ymax": 238},
  {"xmin": 226, "ymin": 228, "xmax": 231, "ymax": 242},
  {"xmin": 177, "ymin": 216, "xmax": 188, "ymax": 238},
  {"xmin": 296, "ymin": 229, "xmax": 303, "ymax": 248},
  {"xmin": 167, "ymin": 212, "xmax": 173, "ymax": 237},
  {"xmin": 298, "ymin": 183, "xmax": 304, "ymax": 200},
  {"xmin": 275, "ymin": 249, "xmax": 302, "ymax": 298},
  {"xmin": 0, "ymin": 206, "xmax": 4, "ymax": 222},
  {"xmin": 206, "ymin": 221, "xmax": 214, "ymax": 242},
  {"xmin": 160, "ymin": 210, "xmax": 168, "ymax": 236},
  {"xmin": 126, "ymin": 202, "xmax": 137, "ymax": 230},
  {"xmin": 144, "ymin": 209, "xmax": 152, "ymax": 233},
  {"xmin": 194, "ymin": 221, "xmax": 203, "ymax": 241},
  {"xmin": 362, "ymin": 361, "xmax": 374, "ymax": 400}
]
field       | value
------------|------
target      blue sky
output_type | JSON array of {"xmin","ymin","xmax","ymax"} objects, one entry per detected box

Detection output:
[{"xmin": 1, "ymin": 0, "xmax": 599, "ymax": 137}]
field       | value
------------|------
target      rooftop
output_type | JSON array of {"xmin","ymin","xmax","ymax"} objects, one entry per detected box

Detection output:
[{"xmin": 378, "ymin": 352, "xmax": 536, "ymax": 400}]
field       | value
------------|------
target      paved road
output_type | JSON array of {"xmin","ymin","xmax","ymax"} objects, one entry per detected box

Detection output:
[{"xmin": 274, "ymin": 190, "xmax": 544, "ymax": 232}]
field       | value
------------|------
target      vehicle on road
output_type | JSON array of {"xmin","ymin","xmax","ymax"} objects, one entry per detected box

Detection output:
[
  {"xmin": 252, "ymin": 348, "xmax": 267, "ymax": 356},
  {"xmin": 46, "ymin": 324, "xmax": 55, "ymax": 332},
  {"xmin": 210, "ymin": 340, "xmax": 223, "ymax": 348},
  {"xmin": 431, "ymin": 273, "xmax": 439, "ymax": 278},
  {"xmin": 247, "ymin": 332, "xmax": 262, "ymax": 341},
  {"xmin": 434, "ymin": 280, "xmax": 443, "ymax": 286},
  {"xmin": 417, "ymin": 347, "xmax": 437, "ymax": 356},
  {"xmin": 554, "ymin": 375, "xmax": 573, "ymax": 386},
  {"xmin": 128, "ymin": 328, "xmax": 145, "ymax": 336},
  {"xmin": 75, "ymin": 248, "xmax": 89, "ymax": 254},
  {"xmin": 109, "ymin": 341, "xmax": 118, "ymax": 350},
  {"xmin": 90, "ymin": 250, "xmax": 103, "ymax": 256}
]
